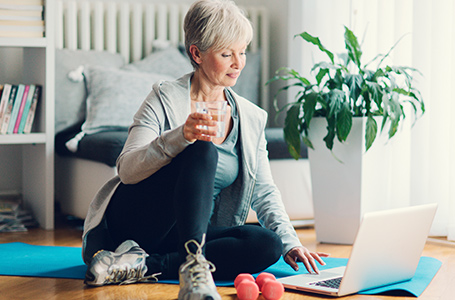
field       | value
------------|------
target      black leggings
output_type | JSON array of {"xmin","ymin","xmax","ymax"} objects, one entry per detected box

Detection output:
[{"xmin": 105, "ymin": 141, "xmax": 283, "ymax": 280}]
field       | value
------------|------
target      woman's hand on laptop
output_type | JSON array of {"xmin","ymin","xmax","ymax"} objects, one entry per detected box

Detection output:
[{"xmin": 285, "ymin": 246, "xmax": 330, "ymax": 274}]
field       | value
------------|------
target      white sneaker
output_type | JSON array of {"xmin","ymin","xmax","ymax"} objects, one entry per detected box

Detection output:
[
  {"xmin": 178, "ymin": 235, "xmax": 221, "ymax": 300},
  {"xmin": 85, "ymin": 240, "xmax": 160, "ymax": 286}
]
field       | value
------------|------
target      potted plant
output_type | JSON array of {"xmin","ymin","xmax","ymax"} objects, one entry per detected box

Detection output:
[{"xmin": 268, "ymin": 26, "xmax": 425, "ymax": 244}]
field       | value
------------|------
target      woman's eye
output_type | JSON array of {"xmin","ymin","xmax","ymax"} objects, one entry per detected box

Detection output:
[{"xmin": 221, "ymin": 52, "xmax": 246, "ymax": 58}]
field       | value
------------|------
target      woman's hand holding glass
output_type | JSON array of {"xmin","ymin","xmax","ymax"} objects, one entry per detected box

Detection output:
[{"xmin": 183, "ymin": 112, "xmax": 218, "ymax": 142}]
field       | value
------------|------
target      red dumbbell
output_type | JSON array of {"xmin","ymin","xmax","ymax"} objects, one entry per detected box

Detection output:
[
  {"xmin": 256, "ymin": 272, "xmax": 284, "ymax": 300},
  {"xmin": 234, "ymin": 273, "xmax": 260, "ymax": 300}
]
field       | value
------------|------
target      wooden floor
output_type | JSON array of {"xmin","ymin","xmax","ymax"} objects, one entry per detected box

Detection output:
[{"xmin": 0, "ymin": 217, "xmax": 454, "ymax": 300}]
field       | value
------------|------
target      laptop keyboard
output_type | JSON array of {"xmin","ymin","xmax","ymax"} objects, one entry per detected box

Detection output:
[{"xmin": 309, "ymin": 277, "xmax": 342, "ymax": 289}]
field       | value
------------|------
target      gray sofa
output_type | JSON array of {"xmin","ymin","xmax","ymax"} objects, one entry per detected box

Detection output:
[{"xmin": 54, "ymin": 47, "xmax": 313, "ymax": 222}]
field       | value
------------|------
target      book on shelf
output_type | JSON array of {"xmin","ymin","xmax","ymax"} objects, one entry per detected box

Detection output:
[
  {"xmin": 0, "ymin": 19, "xmax": 44, "ymax": 37},
  {"xmin": 0, "ymin": 19, "xmax": 43, "ymax": 26},
  {"xmin": 0, "ymin": 0, "xmax": 43, "ymax": 6},
  {"xmin": 0, "ymin": 193, "xmax": 37, "ymax": 232},
  {"xmin": 0, "ymin": 30, "xmax": 43, "ymax": 38},
  {"xmin": 0, "ymin": 83, "xmax": 40, "ymax": 135},
  {"xmin": 0, "ymin": 84, "xmax": 17, "ymax": 134},
  {"xmin": 0, "ymin": 4, "xmax": 43, "ymax": 11},
  {"xmin": 17, "ymin": 84, "xmax": 35, "ymax": 133},
  {"xmin": 23, "ymin": 85, "xmax": 40, "ymax": 134},
  {"xmin": 0, "ymin": 0, "xmax": 44, "ymax": 37},
  {"xmin": 7, "ymin": 83, "xmax": 25, "ymax": 134},
  {"xmin": 0, "ymin": 8, "xmax": 43, "ymax": 18},
  {"xmin": 0, "ymin": 30, "xmax": 43, "ymax": 37},
  {"xmin": 0, "ymin": 84, "xmax": 3, "ymax": 121},
  {"xmin": 13, "ymin": 84, "xmax": 29, "ymax": 133},
  {"xmin": 0, "ymin": 83, "xmax": 11, "ymax": 125},
  {"xmin": 0, "ymin": 24, "xmax": 43, "ymax": 30},
  {"xmin": 0, "ymin": 7, "xmax": 42, "ymax": 13}
]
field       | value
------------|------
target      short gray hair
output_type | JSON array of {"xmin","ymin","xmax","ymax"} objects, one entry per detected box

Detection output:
[{"xmin": 184, "ymin": 0, "xmax": 253, "ymax": 69}]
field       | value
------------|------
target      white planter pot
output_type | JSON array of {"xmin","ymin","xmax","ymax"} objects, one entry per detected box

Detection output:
[{"xmin": 308, "ymin": 117, "xmax": 411, "ymax": 244}]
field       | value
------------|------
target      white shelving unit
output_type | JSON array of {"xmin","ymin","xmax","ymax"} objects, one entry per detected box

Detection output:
[{"xmin": 0, "ymin": 1, "xmax": 55, "ymax": 229}]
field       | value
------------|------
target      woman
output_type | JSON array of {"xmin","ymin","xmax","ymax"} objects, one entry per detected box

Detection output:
[{"xmin": 82, "ymin": 0, "xmax": 328, "ymax": 299}]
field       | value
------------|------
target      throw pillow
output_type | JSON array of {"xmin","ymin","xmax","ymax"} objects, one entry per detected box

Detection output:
[
  {"xmin": 55, "ymin": 49, "xmax": 125, "ymax": 133},
  {"xmin": 81, "ymin": 65, "xmax": 173, "ymax": 135},
  {"xmin": 123, "ymin": 47, "xmax": 193, "ymax": 79},
  {"xmin": 231, "ymin": 51, "xmax": 262, "ymax": 105}
]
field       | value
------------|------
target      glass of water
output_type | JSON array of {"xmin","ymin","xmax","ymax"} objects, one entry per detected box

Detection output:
[{"xmin": 195, "ymin": 101, "xmax": 228, "ymax": 138}]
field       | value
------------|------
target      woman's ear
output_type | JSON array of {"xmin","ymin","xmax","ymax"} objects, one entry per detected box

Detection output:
[{"xmin": 189, "ymin": 45, "xmax": 203, "ymax": 65}]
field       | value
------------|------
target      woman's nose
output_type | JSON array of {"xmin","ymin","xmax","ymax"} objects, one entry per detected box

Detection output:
[{"xmin": 232, "ymin": 55, "xmax": 244, "ymax": 69}]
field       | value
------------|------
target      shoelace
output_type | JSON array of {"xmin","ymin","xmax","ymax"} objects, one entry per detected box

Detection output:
[
  {"xmin": 180, "ymin": 234, "xmax": 216, "ymax": 287},
  {"xmin": 99, "ymin": 250, "xmax": 161, "ymax": 285},
  {"xmin": 106, "ymin": 260, "xmax": 161, "ymax": 285}
]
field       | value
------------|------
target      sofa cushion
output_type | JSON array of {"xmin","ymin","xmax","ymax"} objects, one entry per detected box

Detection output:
[
  {"xmin": 76, "ymin": 130, "xmax": 129, "ymax": 166},
  {"xmin": 55, "ymin": 123, "xmax": 128, "ymax": 167},
  {"xmin": 56, "ymin": 126, "xmax": 307, "ymax": 167}
]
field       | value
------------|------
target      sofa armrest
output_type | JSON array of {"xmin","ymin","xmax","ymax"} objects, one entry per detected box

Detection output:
[{"xmin": 265, "ymin": 127, "xmax": 308, "ymax": 159}]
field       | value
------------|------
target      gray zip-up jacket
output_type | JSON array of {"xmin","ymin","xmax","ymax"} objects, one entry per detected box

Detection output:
[{"xmin": 82, "ymin": 73, "xmax": 301, "ymax": 259}]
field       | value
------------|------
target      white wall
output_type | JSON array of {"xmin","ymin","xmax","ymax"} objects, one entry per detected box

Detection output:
[{"xmin": 410, "ymin": 0, "xmax": 455, "ymax": 238}]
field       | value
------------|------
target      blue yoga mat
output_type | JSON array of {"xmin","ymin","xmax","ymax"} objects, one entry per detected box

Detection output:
[{"xmin": 0, "ymin": 242, "xmax": 441, "ymax": 297}]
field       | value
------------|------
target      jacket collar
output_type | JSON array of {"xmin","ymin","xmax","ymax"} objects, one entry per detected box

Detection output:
[
  {"xmin": 154, "ymin": 72, "xmax": 265, "ymax": 179},
  {"xmin": 152, "ymin": 73, "xmax": 193, "ymax": 129}
]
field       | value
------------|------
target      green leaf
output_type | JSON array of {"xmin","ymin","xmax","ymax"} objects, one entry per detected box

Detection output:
[
  {"xmin": 365, "ymin": 115, "xmax": 378, "ymax": 151},
  {"xmin": 316, "ymin": 68, "xmax": 329, "ymax": 85},
  {"xmin": 273, "ymin": 67, "xmax": 312, "ymax": 85},
  {"xmin": 372, "ymin": 68, "xmax": 387, "ymax": 81},
  {"xmin": 345, "ymin": 74, "xmax": 364, "ymax": 102},
  {"xmin": 338, "ymin": 52, "xmax": 350, "ymax": 68},
  {"xmin": 316, "ymin": 92, "xmax": 328, "ymax": 111},
  {"xmin": 344, "ymin": 26, "xmax": 362, "ymax": 69},
  {"xmin": 328, "ymin": 69, "xmax": 344, "ymax": 90},
  {"xmin": 272, "ymin": 83, "xmax": 306, "ymax": 113},
  {"xmin": 301, "ymin": 135, "xmax": 314, "ymax": 150},
  {"xmin": 389, "ymin": 118, "xmax": 399, "ymax": 138},
  {"xmin": 327, "ymin": 89, "xmax": 345, "ymax": 118},
  {"xmin": 303, "ymin": 92, "xmax": 318, "ymax": 127},
  {"xmin": 380, "ymin": 93, "xmax": 389, "ymax": 132},
  {"xmin": 363, "ymin": 69, "xmax": 375, "ymax": 81},
  {"xmin": 296, "ymin": 32, "xmax": 334, "ymax": 63},
  {"xmin": 365, "ymin": 81, "xmax": 383, "ymax": 111},
  {"xmin": 385, "ymin": 94, "xmax": 403, "ymax": 138},
  {"xmin": 312, "ymin": 61, "xmax": 341, "ymax": 72},
  {"xmin": 284, "ymin": 104, "xmax": 303, "ymax": 159},
  {"xmin": 336, "ymin": 102, "xmax": 352, "ymax": 142},
  {"xmin": 409, "ymin": 89, "xmax": 425, "ymax": 115},
  {"xmin": 323, "ymin": 116, "xmax": 336, "ymax": 150},
  {"xmin": 393, "ymin": 87, "xmax": 411, "ymax": 97}
]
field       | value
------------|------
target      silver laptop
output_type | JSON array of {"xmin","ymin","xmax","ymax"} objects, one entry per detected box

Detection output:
[{"xmin": 278, "ymin": 203, "xmax": 437, "ymax": 297}]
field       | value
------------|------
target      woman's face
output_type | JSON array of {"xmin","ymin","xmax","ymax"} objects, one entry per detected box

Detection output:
[{"xmin": 197, "ymin": 41, "xmax": 247, "ymax": 88}]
